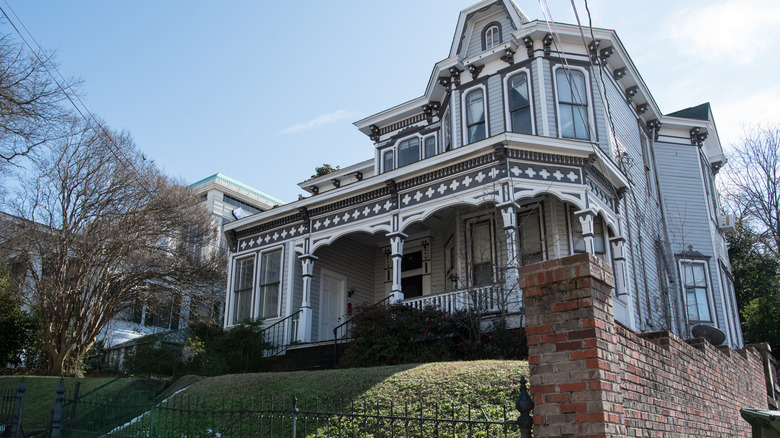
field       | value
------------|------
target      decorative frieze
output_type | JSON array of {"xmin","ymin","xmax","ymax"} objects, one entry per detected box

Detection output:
[
  {"xmin": 508, "ymin": 161, "xmax": 582, "ymax": 184},
  {"xmin": 238, "ymin": 222, "xmax": 310, "ymax": 251},
  {"xmin": 399, "ymin": 165, "xmax": 506, "ymax": 209}
]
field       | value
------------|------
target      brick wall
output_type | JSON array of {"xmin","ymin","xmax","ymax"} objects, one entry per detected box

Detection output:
[{"xmin": 519, "ymin": 253, "xmax": 768, "ymax": 438}]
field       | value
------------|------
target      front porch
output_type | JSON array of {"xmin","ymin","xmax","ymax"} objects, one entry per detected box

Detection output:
[{"xmin": 286, "ymin": 195, "xmax": 624, "ymax": 346}]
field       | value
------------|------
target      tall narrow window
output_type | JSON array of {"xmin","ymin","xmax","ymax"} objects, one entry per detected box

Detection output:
[
  {"xmin": 681, "ymin": 260, "xmax": 712, "ymax": 322},
  {"xmin": 640, "ymin": 131, "xmax": 655, "ymax": 196},
  {"xmin": 398, "ymin": 137, "xmax": 420, "ymax": 167},
  {"xmin": 517, "ymin": 207, "xmax": 543, "ymax": 265},
  {"xmin": 442, "ymin": 109, "xmax": 452, "ymax": 151},
  {"xmin": 469, "ymin": 219, "xmax": 495, "ymax": 286},
  {"xmin": 508, "ymin": 73, "xmax": 532, "ymax": 134},
  {"xmin": 232, "ymin": 256, "xmax": 255, "ymax": 324},
  {"xmin": 466, "ymin": 89, "xmax": 486, "ymax": 143},
  {"xmin": 424, "ymin": 136, "xmax": 436, "ymax": 159},
  {"xmin": 383, "ymin": 150, "xmax": 394, "ymax": 172},
  {"xmin": 258, "ymin": 249, "xmax": 282, "ymax": 319},
  {"xmin": 556, "ymin": 69, "xmax": 589, "ymax": 140}
]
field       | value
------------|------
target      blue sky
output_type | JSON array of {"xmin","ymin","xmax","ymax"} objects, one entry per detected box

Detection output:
[{"xmin": 4, "ymin": 0, "xmax": 779, "ymax": 202}]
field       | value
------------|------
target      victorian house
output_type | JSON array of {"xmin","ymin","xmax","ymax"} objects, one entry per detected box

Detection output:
[{"xmin": 222, "ymin": 0, "xmax": 742, "ymax": 350}]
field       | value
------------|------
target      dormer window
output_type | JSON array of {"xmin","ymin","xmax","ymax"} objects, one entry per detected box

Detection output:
[
  {"xmin": 482, "ymin": 22, "xmax": 502, "ymax": 50},
  {"xmin": 398, "ymin": 137, "xmax": 420, "ymax": 167},
  {"xmin": 383, "ymin": 150, "xmax": 394, "ymax": 172}
]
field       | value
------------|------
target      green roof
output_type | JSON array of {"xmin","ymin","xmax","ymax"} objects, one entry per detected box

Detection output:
[
  {"xmin": 191, "ymin": 173, "xmax": 285, "ymax": 206},
  {"xmin": 666, "ymin": 102, "xmax": 710, "ymax": 121}
]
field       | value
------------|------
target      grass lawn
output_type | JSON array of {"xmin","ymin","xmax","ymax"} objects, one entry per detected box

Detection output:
[
  {"xmin": 138, "ymin": 360, "xmax": 531, "ymax": 437},
  {"xmin": 0, "ymin": 376, "xmax": 165, "ymax": 432},
  {"xmin": 3, "ymin": 360, "xmax": 530, "ymax": 436}
]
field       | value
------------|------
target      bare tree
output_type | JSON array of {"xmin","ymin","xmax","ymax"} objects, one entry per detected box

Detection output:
[
  {"xmin": 3, "ymin": 118, "xmax": 224, "ymax": 375},
  {"xmin": 0, "ymin": 33, "xmax": 73, "ymax": 163},
  {"xmin": 725, "ymin": 125, "xmax": 780, "ymax": 257}
]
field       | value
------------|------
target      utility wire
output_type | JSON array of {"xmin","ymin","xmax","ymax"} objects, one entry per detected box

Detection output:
[{"xmin": 0, "ymin": 1, "xmax": 156, "ymax": 196}]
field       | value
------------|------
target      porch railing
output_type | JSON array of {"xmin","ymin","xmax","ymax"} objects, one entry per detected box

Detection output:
[
  {"xmin": 333, "ymin": 295, "xmax": 392, "ymax": 367},
  {"xmin": 402, "ymin": 283, "xmax": 511, "ymax": 315},
  {"xmin": 261, "ymin": 309, "xmax": 302, "ymax": 357}
]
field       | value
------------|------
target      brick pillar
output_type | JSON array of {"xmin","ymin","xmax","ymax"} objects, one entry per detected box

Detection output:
[{"xmin": 519, "ymin": 253, "xmax": 625, "ymax": 438}]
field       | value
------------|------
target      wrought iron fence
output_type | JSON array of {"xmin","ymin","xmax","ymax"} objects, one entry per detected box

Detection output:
[
  {"xmin": 0, "ymin": 379, "xmax": 25, "ymax": 438},
  {"xmin": 48, "ymin": 376, "xmax": 533, "ymax": 438}
]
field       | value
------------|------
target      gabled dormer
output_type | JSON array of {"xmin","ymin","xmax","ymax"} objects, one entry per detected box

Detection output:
[{"xmin": 450, "ymin": 0, "xmax": 529, "ymax": 60}]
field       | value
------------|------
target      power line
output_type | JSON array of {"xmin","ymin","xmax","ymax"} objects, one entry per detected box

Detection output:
[{"xmin": 0, "ymin": 1, "xmax": 156, "ymax": 196}]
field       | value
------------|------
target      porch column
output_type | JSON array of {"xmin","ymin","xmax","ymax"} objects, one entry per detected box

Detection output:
[
  {"xmin": 297, "ymin": 254, "xmax": 317, "ymax": 343},
  {"xmin": 387, "ymin": 231, "xmax": 407, "ymax": 304},
  {"xmin": 500, "ymin": 204, "xmax": 520, "ymax": 293},
  {"xmin": 575, "ymin": 209, "xmax": 596, "ymax": 254}
]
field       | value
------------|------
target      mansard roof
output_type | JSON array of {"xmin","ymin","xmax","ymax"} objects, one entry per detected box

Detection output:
[{"xmin": 667, "ymin": 103, "xmax": 711, "ymax": 121}]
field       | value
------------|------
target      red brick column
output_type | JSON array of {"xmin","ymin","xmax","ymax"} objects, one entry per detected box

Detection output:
[{"xmin": 519, "ymin": 253, "xmax": 624, "ymax": 438}]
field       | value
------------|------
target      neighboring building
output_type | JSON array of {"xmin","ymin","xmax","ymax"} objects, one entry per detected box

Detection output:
[
  {"xmin": 102, "ymin": 173, "xmax": 285, "ymax": 348},
  {"xmin": 221, "ymin": 0, "xmax": 742, "ymax": 350}
]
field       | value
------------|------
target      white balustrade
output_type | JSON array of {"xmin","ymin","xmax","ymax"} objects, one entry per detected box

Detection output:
[{"xmin": 401, "ymin": 284, "xmax": 513, "ymax": 315}]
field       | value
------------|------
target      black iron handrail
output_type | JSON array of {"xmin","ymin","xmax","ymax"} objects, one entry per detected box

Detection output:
[
  {"xmin": 261, "ymin": 309, "xmax": 302, "ymax": 357},
  {"xmin": 333, "ymin": 295, "xmax": 392, "ymax": 367}
]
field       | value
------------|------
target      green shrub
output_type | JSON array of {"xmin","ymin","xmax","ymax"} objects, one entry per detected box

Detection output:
[
  {"xmin": 182, "ymin": 319, "xmax": 272, "ymax": 375},
  {"xmin": 339, "ymin": 305, "xmax": 455, "ymax": 367},
  {"xmin": 339, "ymin": 305, "xmax": 527, "ymax": 368}
]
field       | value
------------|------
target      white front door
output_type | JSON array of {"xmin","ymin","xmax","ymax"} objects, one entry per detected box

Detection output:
[{"xmin": 319, "ymin": 270, "xmax": 345, "ymax": 341}]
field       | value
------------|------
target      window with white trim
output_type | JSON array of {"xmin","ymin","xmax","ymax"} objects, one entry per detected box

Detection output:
[
  {"xmin": 517, "ymin": 205, "xmax": 544, "ymax": 265},
  {"xmin": 555, "ymin": 68, "xmax": 590, "ymax": 140},
  {"xmin": 465, "ymin": 88, "xmax": 486, "ymax": 143},
  {"xmin": 640, "ymin": 130, "xmax": 655, "ymax": 197},
  {"xmin": 424, "ymin": 135, "xmax": 436, "ymax": 159},
  {"xmin": 483, "ymin": 24, "xmax": 502, "ymax": 50},
  {"xmin": 258, "ymin": 248, "xmax": 282, "ymax": 319},
  {"xmin": 383, "ymin": 149, "xmax": 394, "ymax": 172},
  {"xmin": 442, "ymin": 108, "xmax": 452, "ymax": 151},
  {"xmin": 232, "ymin": 256, "xmax": 255, "ymax": 324},
  {"xmin": 680, "ymin": 260, "xmax": 712, "ymax": 323},
  {"xmin": 467, "ymin": 216, "xmax": 496, "ymax": 286},
  {"xmin": 507, "ymin": 72, "xmax": 533, "ymax": 135},
  {"xmin": 398, "ymin": 137, "xmax": 420, "ymax": 167}
]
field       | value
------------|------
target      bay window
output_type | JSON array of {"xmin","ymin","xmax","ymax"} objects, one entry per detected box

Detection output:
[
  {"xmin": 508, "ymin": 72, "xmax": 532, "ymax": 135},
  {"xmin": 232, "ymin": 256, "xmax": 255, "ymax": 324},
  {"xmin": 465, "ymin": 88, "xmax": 486, "ymax": 143},
  {"xmin": 468, "ymin": 217, "xmax": 495, "ymax": 286},
  {"xmin": 517, "ymin": 206, "xmax": 543, "ymax": 265},
  {"xmin": 258, "ymin": 249, "xmax": 282, "ymax": 319},
  {"xmin": 555, "ymin": 68, "xmax": 590, "ymax": 140}
]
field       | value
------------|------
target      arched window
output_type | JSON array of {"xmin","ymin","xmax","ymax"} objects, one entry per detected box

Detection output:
[
  {"xmin": 508, "ymin": 73, "xmax": 532, "ymax": 134},
  {"xmin": 482, "ymin": 22, "xmax": 502, "ymax": 50},
  {"xmin": 556, "ymin": 68, "xmax": 590, "ymax": 140},
  {"xmin": 465, "ymin": 89, "xmax": 486, "ymax": 143},
  {"xmin": 398, "ymin": 137, "xmax": 420, "ymax": 167}
]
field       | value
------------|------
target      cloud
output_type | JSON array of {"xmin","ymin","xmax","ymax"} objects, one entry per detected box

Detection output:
[
  {"xmin": 662, "ymin": 0, "xmax": 780, "ymax": 65},
  {"xmin": 279, "ymin": 110, "xmax": 357, "ymax": 134}
]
